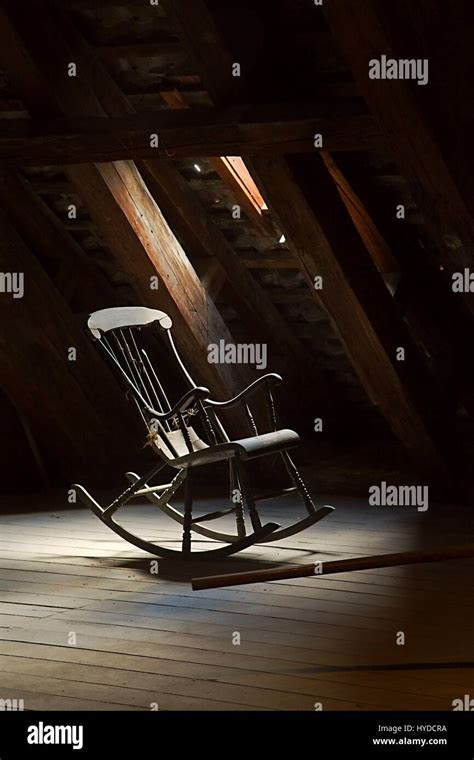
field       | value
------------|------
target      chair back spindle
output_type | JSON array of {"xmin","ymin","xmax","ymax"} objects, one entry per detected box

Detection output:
[{"xmin": 87, "ymin": 307, "xmax": 207, "ymax": 462}]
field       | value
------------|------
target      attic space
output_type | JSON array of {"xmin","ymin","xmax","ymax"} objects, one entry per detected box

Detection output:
[{"xmin": 0, "ymin": 0, "xmax": 473, "ymax": 714}]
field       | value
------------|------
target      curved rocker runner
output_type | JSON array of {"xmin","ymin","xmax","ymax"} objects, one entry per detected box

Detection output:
[{"xmin": 74, "ymin": 306, "xmax": 334, "ymax": 558}]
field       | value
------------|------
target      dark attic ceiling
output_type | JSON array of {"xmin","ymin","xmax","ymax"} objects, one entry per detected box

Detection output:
[{"xmin": 0, "ymin": 0, "xmax": 473, "ymax": 490}]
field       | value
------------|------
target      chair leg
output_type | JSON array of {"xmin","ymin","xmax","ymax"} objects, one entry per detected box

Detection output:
[
  {"xmin": 234, "ymin": 455, "xmax": 262, "ymax": 531},
  {"xmin": 281, "ymin": 451, "xmax": 316, "ymax": 515},
  {"xmin": 103, "ymin": 461, "xmax": 166, "ymax": 518},
  {"xmin": 182, "ymin": 467, "xmax": 193, "ymax": 555},
  {"xmin": 230, "ymin": 460, "xmax": 246, "ymax": 539}
]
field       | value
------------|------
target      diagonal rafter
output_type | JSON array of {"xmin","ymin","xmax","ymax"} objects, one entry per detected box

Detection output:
[
  {"xmin": 0, "ymin": 0, "xmax": 335, "ymax": 405},
  {"xmin": 0, "ymin": 208, "xmax": 141, "ymax": 482},
  {"xmin": 0, "ymin": 168, "xmax": 117, "ymax": 311},
  {"xmin": 323, "ymin": 0, "xmax": 474, "ymax": 320},
  {"xmin": 0, "ymin": 0, "xmax": 252, "ymax": 399},
  {"xmin": 162, "ymin": 0, "xmax": 461, "ymax": 482}
]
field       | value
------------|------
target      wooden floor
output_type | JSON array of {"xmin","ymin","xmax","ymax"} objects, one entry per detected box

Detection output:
[{"xmin": 0, "ymin": 489, "xmax": 473, "ymax": 711}]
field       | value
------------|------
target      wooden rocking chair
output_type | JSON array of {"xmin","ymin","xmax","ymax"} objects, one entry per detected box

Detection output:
[{"xmin": 74, "ymin": 307, "xmax": 334, "ymax": 558}]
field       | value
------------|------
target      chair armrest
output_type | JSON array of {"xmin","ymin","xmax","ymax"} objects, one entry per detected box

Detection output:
[
  {"xmin": 144, "ymin": 386, "xmax": 210, "ymax": 420},
  {"xmin": 205, "ymin": 374, "xmax": 282, "ymax": 410}
]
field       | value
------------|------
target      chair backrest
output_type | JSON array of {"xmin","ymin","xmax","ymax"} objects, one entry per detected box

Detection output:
[
  {"xmin": 87, "ymin": 306, "xmax": 204, "ymax": 460},
  {"xmin": 88, "ymin": 306, "xmax": 172, "ymax": 337}
]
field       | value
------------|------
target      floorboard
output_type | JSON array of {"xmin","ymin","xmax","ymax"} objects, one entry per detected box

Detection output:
[{"xmin": 0, "ymin": 494, "xmax": 473, "ymax": 710}]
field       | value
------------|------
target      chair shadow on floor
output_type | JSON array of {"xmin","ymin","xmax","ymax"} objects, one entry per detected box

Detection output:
[{"xmin": 112, "ymin": 544, "xmax": 344, "ymax": 583}]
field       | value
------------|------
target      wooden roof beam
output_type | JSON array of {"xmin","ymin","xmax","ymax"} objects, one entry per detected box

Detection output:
[
  {"xmin": 250, "ymin": 154, "xmax": 458, "ymax": 482},
  {"xmin": 0, "ymin": 208, "xmax": 140, "ymax": 482},
  {"xmin": 0, "ymin": 0, "xmax": 331, "ymax": 411},
  {"xmin": 161, "ymin": 0, "xmax": 243, "ymax": 107},
  {"xmin": 138, "ymin": 158, "xmax": 321, "ymax": 376},
  {"xmin": 164, "ymin": 0, "xmax": 459, "ymax": 482},
  {"xmin": 0, "ymin": 168, "xmax": 117, "ymax": 312},
  {"xmin": 159, "ymin": 91, "xmax": 275, "ymax": 240},
  {"xmin": 0, "ymin": 0, "xmax": 250, "ymax": 399},
  {"xmin": 0, "ymin": 108, "xmax": 384, "ymax": 167},
  {"xmin": 10, "ymin": 1, "xmax": 329, "ymax": 391},
  {"xmin": 210, "ymin": 156, "xmax": 275, "ymax": 237},
  {"xmin": 320, "ymin": 151, "xmax": 399, "ymax": 275},
  {"xmin": 323, "ymin": 0, "xmax": 474, "ymax": 319}
]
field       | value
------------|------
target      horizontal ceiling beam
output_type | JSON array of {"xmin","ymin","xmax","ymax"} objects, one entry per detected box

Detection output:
[{"xmin": 0, "ymin": 107, "xmax": 383, "ymax": 166}]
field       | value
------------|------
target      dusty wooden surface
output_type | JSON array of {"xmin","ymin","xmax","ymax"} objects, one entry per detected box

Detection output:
[{"xmin": 0, "ymin": 492, "xmax": 473, "ymax": 710}]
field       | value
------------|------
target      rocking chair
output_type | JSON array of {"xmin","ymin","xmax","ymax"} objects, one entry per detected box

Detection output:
[{"xmin": 74, "ymin": 307, "xmax": 334, "ymax": 558}]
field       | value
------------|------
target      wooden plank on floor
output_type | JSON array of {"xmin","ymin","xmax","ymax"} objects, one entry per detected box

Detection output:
[
  {"xmin": 0, "ymin": 651, "xmax": 451, "ymax": 711},
  {"xmin": 1, "ymin": 573, "xmax": 470, "ymax": 616},
  {"xmin": 3, "ymin": 620, "xmax": 472, "ymax": 681},
  {"xmin": 0, "ymin": 672, "xmax": 253, "ymax": 711},
  {"xmin": 1, "ymin": 500, "xmax": 473, "ymax": 710}
]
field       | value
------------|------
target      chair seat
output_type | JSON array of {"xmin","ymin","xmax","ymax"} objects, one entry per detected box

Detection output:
[{"xmin": 171, "ymin": 428, "xmax": 300, "ymax": 467}]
